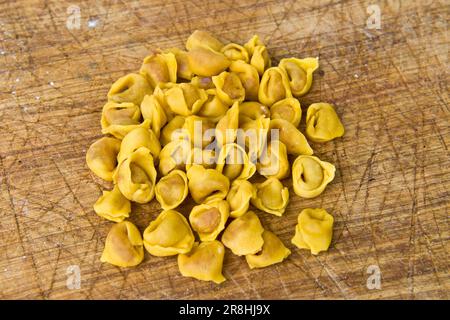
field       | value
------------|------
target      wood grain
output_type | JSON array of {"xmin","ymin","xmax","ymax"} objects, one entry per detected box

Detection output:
[{"xmin": 0, "ymin": 0, "xmax": 448, "ymax": 299}]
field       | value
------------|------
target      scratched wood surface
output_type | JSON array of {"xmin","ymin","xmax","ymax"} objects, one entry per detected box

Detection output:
[{"xmin": 0, "ymin": 0, "xmax": 448, "ymax": 300}]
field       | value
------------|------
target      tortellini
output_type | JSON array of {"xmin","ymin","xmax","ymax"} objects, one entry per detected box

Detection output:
[
  {"xmin": 189, "ymin": 200, "xmax": 229, "ymax": 241},
  {"xmin": 186, "ymin": 147, "xmax": 217, "ymax": 171},
  {"xmin": 246, "ymin": 230, "xmax": 291, "ymax": 269},
  {"xmin": 197, "ymin": 89, "xmax": 229, "ymax": 122},
  {"xmin": 305, "ymin": 103, "xmax": 345, "ymax": 142},
  {"xmin": 165, "ymin": 83, "xmax": 208, "ymax": 116},
  {"xmin": 187, "ymin": 165, "xmax": 230, "ymax": 204},
  {"xmin": 101, "ymin": 101, "xmax": 143, "ymax": 139},
  {"xmin": 155, "ymin": 170, "xmax": 188, "ymax": 210},
  {"xmin": 187, "ymin": 47, "xmax": 230, "ymax": 77},
  {"xmin": 166, "ymin": 47, "xmax": 193, "ymax": 80},
  {"xmin": 229, "ymin": 61, "xmax": 260, "ymax": 101},
  {"xmin": 226, "ymin": 179, "xmax": 254, "ymax": 218},
  {"xmin": 212, "ymin": 71, "xmax": 246, "ymax": 105},
  {"xmin": 215, "ymin": 143, "xmax": 256, "ymax": 181},
  {"xmin": 186, "ymin": 30, "xmax": 224, "ymax": 52},
  {"xmin": 291, "ymin": 208, "xmax": 334, "ymax": 255},
  {"xmin": 178, "ymin": 241, "xmax": 226, "ymax": 284},
  {"xmin": 140, "ymin": 88, "xmax": 170, "ymax": 138},
  {"xmin": 114, "ymin": 147, "xmax": 157, "ymax": 203},
  {"xmin": 222, "ymin": 211, "xmax": 264, "ymax": 256},
  {"xmin": 182, "ymin": 115, "xmax": 215, "ymax": 147},
  {"xmin": 140, "ymin": 52, "xmax": 177, "ymax": 88},
  {"xmin": 94, "ymin": 185, "xmax": 131, "ymax": 222},
  {"xmin": 279, "ymin": 57, "xmax": 318, "ymax": 97},
  {"xmin": 269, "ymin": 97, "xmax": 302, "ymax": 127},
  {"xmin": 143, "ymin": 210, "xmax": 194, "ymax": 256},
  {"xmin": 245, "ymin": 35, "xmax": 271, "ymax": 76},
  {"xmin": 259, "ymin": 67, "xmax": 292, "ymax": 106},
  {"xmin": 100, "ymin": 221, "xmax": 144, "ymax": 267},
  {"xmin": 221, "ymin": 43, "xmax": 249, "ymax": 62},
  {"xmin": 215, "ymin": 101, "xmax": 239, "ymax": 147},
  {"xmin": 160, "ymin": 115, "xmax": 186, "ymax": 146},
  {"xmin": 238, "ymin": 101, "xmax": 270, "ymax": 125},
  {"xmin": 191, "ymin": 76, "xmax": 215, "ymax": 90},
  {"xmin": 251, "ymin": 177, "xmax": 289, "ymax": 216},
  {"xmin": 239, "ymin": 115, "xmax": 270, "ymax": 160},
  {"xmin": 86, "ymin": 136, "xmax": 121, "ymax": 181},
  {"xmin": 292, "ymin": 155, "xmax": 336, "ymax": 198},
  {"xmin": 117, "ymin": 127, "xmax": 161, "ymax": 163},
  {"xmin": 269, "ymin": 118, "xmax": 313, "ymax": 156},
  {"xmin": 257, "ymin": 140, "xmax": 290, "ymax": 179},
  {"xmin": 107, "ymin": 73, "xmax": 152, "ymax": 106},
  {"xmin": 158, "ymin": 139, "xmax": 192, "ymax": 176}
]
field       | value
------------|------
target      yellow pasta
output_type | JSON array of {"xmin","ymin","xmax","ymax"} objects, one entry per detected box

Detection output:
[
  {"xmin": 108, "ymin": 73, "xmax": 152, "ymax": 106},
  {"xmin": 291, "ymin": 208, "xmax": 334, "ymax": 255},
  {"xmin": 186, "ymin": 147, "xmax": 217, "ymax": 171},
  {"xmin": 166, "ymin": 47, "xmax": 193, "ymax": 80},
  {"xmin": 197, "ymin": 89, "xmax": 229, "ymax": 122},
  {"xmin": 117, "ymin": 127, "xmax": 161, "ymax": 163},
  {"xmin": 186, "ymin": 30, "xmax": 224, "ymax": 52},
  {"xmin": 292, "ymin": 155, "xmax": 335, "ymax": 198},
  {"xmin": 212, "ymin": 71, "xmax": 246, "ymax": 105},
  {"xmin": 187, "ymin": 47, "xmax": 230, "ymax": 77},
  {"xmin": 86, "ymin": 136, "xmax": 121, "ymax": 181},
  {"xmin": 100, "ymin": 221, "xmax": 144, "ymax": 267},
  {"xmin": 160, "ymin": 115, "xmax": 186, "ymax": 146},
  {"xmin": 306, "ymin": 102, "xmax": 344, "ymax": 142},
  {"xmin": 187, "ymin": 164, "xmax": 230, "ymax": 204},
  {"xmin": 100, "ymin": 101, "xmax": 143, "ymax": 139},
  {"xmin": 245, "ymin": 230, "xmax": 291, "ymax": 269},
  {"xmin": 189, "ymin": 200, "xmax": 229, "ymax": 241},
  {"xmin": 279, "ymin": 57, "xmax": 318, "ymax": 97},
  {"xmin": 182, "ymin": 115, "xmax": 215, "ymax": 148},
  {"xmin": 155, "ymin": 170, "xmax": 188, "ymax": 210},
  {"xmin": 221, "ymin": 211, "xmax": 264, "ymax": 256},
  {"xmin": 238, "ymin": 101, "xmax": 270, "ymax": 125},
  {"xmin": 251, "ymin": 177, "xmax": 289, "ymax": 216},
  {"xmin": 270, "ymin": 97, "xmax": 302, "ymax": 127},
  {"xmin": 229, "ymin": 60, "xmax": 260, "ymax": 101},
  {"xmin": 143, "ymin": 210, "xmax": 194, "ymax": 256},
  {"xmin": 165, "ymin": 83, "xmax": 208, "ymax": 116},
  {"xmin": 140, "ymin": 52, "xmax": 177, "ymax": 88},
  {"xmin": 269, "ymin": 118, "xmax": 313, "ymax": 156},
  {"xmin": 191, "ymin": 76, "xmax": 215, "ymax": 90},
  {"xmin": 94, "ymin": 185, "xmax": 131, "ymax": 222},
  {"xmin": 259, "ymin": 67, "xmax": 292, "ymax": 106},
  {"xmin": 140, "ymin": 90, "xmax": 169, "ymax": 138},
  {"xmin": 215, "ymin": 143, "xmax": 256, "ymax": 181},
  {"xmin": 221, "ymin": 43, "xmax": 249, "ymax": 62},
  {"xmin": 240, "ymin": 115, "xmax": 270, "ymax": 160},
  {"xmin": 257, "ymin": 140, "xmax": 290, "ymax": 179},
  {"xmin": 178, "ymin": 241, "xmax": 226, "ymax": 284},
  {"xmin": 215, "ymin": 101, "xmax": 239, "ymax": 147},
  {"xmin": 114, "ymin": 147, "xmax": 157, "ymax": 203},
  {"xmin": 244, "ymin": 35, "xmax": 264, "ymax": 56},
  {"xmin": 158, "ymin": 139, "xmax": 192, "ymax": 176},
  {"xmin": 250, "ymin": 45, "xmax": 271, "ymax": 76},
  {"xmin": 226, "ymin": 179, "xmax": 254, "ymax": 218}
]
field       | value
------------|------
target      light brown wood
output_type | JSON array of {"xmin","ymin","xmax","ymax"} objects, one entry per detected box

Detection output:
[{"xmin": 0, "ymin": 0, "xmax": 448, "ymax": 300}]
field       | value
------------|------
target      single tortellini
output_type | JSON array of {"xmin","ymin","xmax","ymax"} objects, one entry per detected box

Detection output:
[
  {"xmin": 221, "ymin": 43, "xmax": 249, "ymax": 62},
  {"xmin": 178, "ymin": 241, "xmax": 226, "ymax": 284},
  {"xmin": 238, "ymin": 101, "xmax": 270, "ymax": 125},
  {"xmin": 212, "ymin": 71, "xmax": 246, "ymax": 106},
  {"xmin": 215, "ymin": 143, "xmax": 256, "ymax": 181},
  {"xmin": 186, "ymin": 147, "xmax": 217, "ymax": 171},
  {"xmin": 270, "ymin": 97, "xmax": 302, "ymax": 127},
  {"xmin": 258, "ymin": 67, "xmax": 292, "ymax": 106},
  {"xmin": 244, "ymin": 35, "xmax": 264, "ymax": 56},
  {"xmin": 292, "ymin": 155, "xmax": 336, "ymax": 198},
  {"xmin": 140, "ymin": 90, "xmax": 169, "ymax": 138},
  {"xmin": 140, "ymin": 52, "xmax": 177, "ymax": 88},
  {"xmin": 155, "ymin": 170, "xmax": 188, "ymax": 210},
  {"xmin": 279, "ymin": 57, "xmax": 318, "ymax": 97},
  {"xmin": 114, "ymin": 147, "xmax": 157, "ymax": 203},
  {"xmin": 257, "ymin": 140, "xmax": 290, "ymax": 179},
  {"xmin": 160, "ymin": 115, "xmax": 186, "ymax": 146},
  {"xmin": 94, "ymin": 185, "xmax": 131, "ymax": 222},
  {"xmin": 158, "ymin": 139, "xmax": 192, "ymax": 176},
  {"xmin": 187, "ymin": 165, "xmax": 230, "ymax": 204},
  {"xmin": 189, "ymin": 200, "xmax": 229, "ymax": 241},
  {"xmin": 117, "ymin": 127, "xmax": 161, "ymax": 163},
  {"xmin": 101, "ymin": 101, "xmax": 144, "ymax": 139},
  {"xmin": 143, "ymin": 210, "xmax": 194, "ymax": 256},
  {"xmin": 229, "ymin": 60, "xmax": 260, "ymax": 101},
  {"xmin": 215, "ymin": 101, "xmax": 239, "ymax": 147},
  {"xmin": 269, "ymin": 118, "xmax": 313, "ymax": 156},
  {"xmin": 197, "ymin": 89, "xmax": 229, "ymax": 122},
  {"xmin": 221, "ymin": 211, "xmax": 264, "ymax": 256},
  {"xmin": 165, "ymin": 47, "xmax": 193, "ymax": 80},
  {"xmin": 107, "ymin": 73, "xmax": 152, "ymax": 106},
  {"xmin": 186, "ymin": 30, "xmax": 224, "ymax": 52},
  {"xmin": 251, "ymin": 177, "xmax": 289, "ymax": 216},
  {"xmin": 191, "ymin": 76, "xmax": 215, "ymax": 90},
  {"xmin": 239, "ymin": 115, "xmax": 270, "ymax": 160},
  {"xmin": 226, "ymin": 179, "xmax": 254, "ymax": 218},
  {"xmin": 100, "ymin": 221, "xmax": 144, "ymax": 267},
  {"xmin": 86, "ymin": 136, "xmax": 121, "ymax": 181},
  {"xmin": 183, "ymin": 115, "xmax": 215, "ymax": 148},
  {"xmin": 305, "ymin": 103, "xmax": 344, "ymax": 142},
  {"xmin": 245, "ymin": 35, "xmax": 271, "ymax": 76},
  {"xmin": 292, "ymin": 208, "xmax": 334, "ymax": 255},
  {"xmin": 245, "ymin": 230, "xmax": 291, "ymax": 269},
  {"xmin": 187, "ymin": 47, "xmax": 230, "ymax": 77},
  {"xmin": 165, "ymin": 83, "xmax": 208, "ymax": 116}
]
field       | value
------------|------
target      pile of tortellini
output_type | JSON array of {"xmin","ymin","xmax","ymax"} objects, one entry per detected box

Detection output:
[{"xmin": 86, "ymin": 30, "xmax": 344, "ymax": 283}]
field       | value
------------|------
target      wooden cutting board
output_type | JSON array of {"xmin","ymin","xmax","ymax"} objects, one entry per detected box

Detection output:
[{"xmin": 0, "ymin": 0, "xmax": 448, "ymax": 299}]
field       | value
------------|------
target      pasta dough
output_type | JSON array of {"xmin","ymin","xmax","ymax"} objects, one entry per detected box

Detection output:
[
  {"xmin": 292, "ymin": 155, "xmax": 335, "ymax": 198},
  {"xmin": 306, "ymin": 102, "xmax": 345, "ymax": 142}
]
